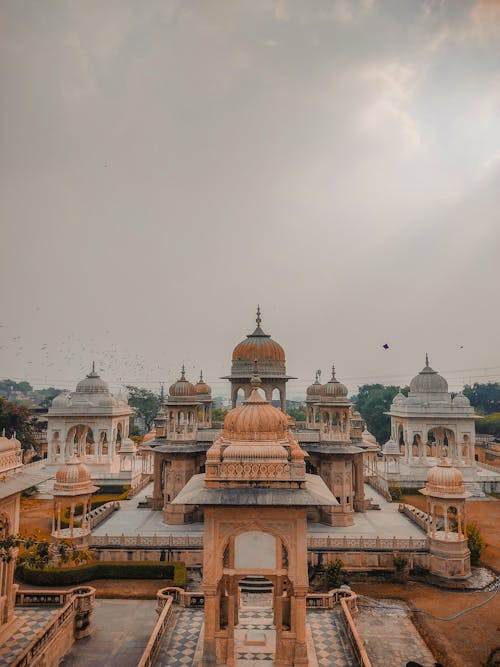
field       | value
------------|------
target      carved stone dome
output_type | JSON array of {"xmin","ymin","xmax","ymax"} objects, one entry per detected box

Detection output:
[
  {"xmin": 232, "ymin": 307, "xmax": 285, "ymax": 364},
  {"xmin": 223, "ymin": 388, "xmax": 290, "ymax": 441},
  {"xmin": 194, "ymin": 371, "xmax": 211, "ymax": 396},
  {"xmin": 306, "ymin": 371, "xmax": 322, "ymax": 398},
  {"xmin": 392, "ymin": 390, "xmax": 408, "ymax": 406},
  {"xmin": 52, "ymin": 391, "xmax": 70, "ymax": 409},
  {"xmin": 425, "ymin": 460, "xmax": 465, "ymax": 496},
  {"xmin": 76, "ymin": 363, "xmax": 110, "ymax": 394},
  {"xmin": 453, "ymin": 392, "xmax": 470, "ymax": 408},
  {"xmin": 321, "ymin": 365, "xmax": 348, "ymax": 398},
  {"xmin": 54, "ymin": 457, "xmax": 96, "ymax": 494},
  {"xmin": 410, "ymin": 355, "xmax": 448, "ymax": 394},
  {"xmin": 169, "ymin": 366, "xmax": 195, "ymax": 397}
]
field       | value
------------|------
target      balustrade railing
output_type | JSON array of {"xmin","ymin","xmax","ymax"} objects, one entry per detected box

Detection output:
[
  {"xmin": 137, "ymin": 595, "xmax": 174, "ymax": 667},
  {"xmin": 307, "ymin": 535, "xmax": 428, "ymax": 550},
  {"xmin": 90, "ymin": 532, "xmax": 427, "ymax": 551},
  {"xmin": 339, "ymin": 594, "xmax": 373, "ymax": 667},
  {"xmin": 85, "ymin": 501, "xmax": 120, "ymax": 529}
]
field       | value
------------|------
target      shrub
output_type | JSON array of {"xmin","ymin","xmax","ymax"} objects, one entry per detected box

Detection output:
[
  {"xmin": 16, "ymin": 560, "xmax": 186, "ymax": 587},
  {"xmin": 388, "ymin": 482, "xmax": 403, "ymax": 501},
  {"xmin": 326, "ymin": 559, "xmax": 343, "ymax": 589},
  {"xmin": 466, "ymin": 523, "xmax": 484, "ymax": 565}
]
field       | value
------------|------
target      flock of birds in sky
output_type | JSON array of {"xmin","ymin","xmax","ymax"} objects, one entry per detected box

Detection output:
[{"xmin": 0, "ymin": 322, "xmax": 493, "ymax": 396}]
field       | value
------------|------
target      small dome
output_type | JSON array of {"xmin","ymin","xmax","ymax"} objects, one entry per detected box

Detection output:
[
  {"xmin": 306, "ymin": 371, "xmax": 322, "ymax": 398},
  {"xmin": 453, "ymin": 392, "xmax": 470, "ymax": 408},
  {"xmin": 321, "ymin": 365, "xmax": 348, "ymax": 398},
  {"xmin": 169, "ymin": 366, "xmax": 195, "ymax": 397},
  {"xmin": 194, "ymin": 371, "xmax": 211, "ymax": 396},
  {"xmin": 425, "ymin": 460, "xmax": 465, "ymax": 496},
  {"xmin": 392, "ymin": 390, "xmax": 408, "ymax": 406},
  {"xmin": 223, "ymin": 388, "xmax": 290, "ymax": 441},
  {"xmin": 409, "ymin": 354, "xmax": 448, "ymax": 394},
  {"xmin": 232, "ymin": 307, "xmax": 285, "ymax": 363},
  {"xmin": 382, "ymin": 438, "xmax": 401, "ymax": 456},
  {"xmin": 52, "ymin": 391, "xmax": 70, "ymax": 409},
  {"xmin": 54, "ymin": 456, "xmax": 95, "ymax": 494},
  {"xmin": 362, "ymin": 429, "xmax": 377, "ymax": 446},
  {"xmin": 76, "ymin": 363, "xmax": 110, "ymax": 394}
]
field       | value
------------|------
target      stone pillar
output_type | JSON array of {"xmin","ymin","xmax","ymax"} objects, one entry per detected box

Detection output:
[{"xmin": 202, "ymin": 589, "xmax": 218, "ymax": 666}]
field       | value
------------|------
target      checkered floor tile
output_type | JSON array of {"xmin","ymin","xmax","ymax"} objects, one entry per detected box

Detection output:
[
  {"xmin": 155, "ymin": 608, "xmax": 203, "ymax": 667},
  {"xmin": 307, "ymin": 609, "xmax": 357, "ymax": 667},
  {"xmin": 0, "ymin": 607, "xmax": 60, "ymax": 667}
]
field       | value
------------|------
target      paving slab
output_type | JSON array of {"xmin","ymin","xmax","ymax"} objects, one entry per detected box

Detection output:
[{"xmin": 60, "ymin": 599, "xmax": 156, "ymax": 667}]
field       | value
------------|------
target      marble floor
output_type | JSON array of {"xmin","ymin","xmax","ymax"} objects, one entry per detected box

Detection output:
[
  {"xmin": 92, "ymin": 483, "xmax": 425, "ymax": 540},
  {"xmin": 0, "ymin": 607, "xmax": 60, "ymax": 667}
]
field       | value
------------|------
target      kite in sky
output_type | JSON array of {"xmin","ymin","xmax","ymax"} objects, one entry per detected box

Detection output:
[{"xmin": 382, "ymin": 343, "xmax": 389, "ymax": 350}]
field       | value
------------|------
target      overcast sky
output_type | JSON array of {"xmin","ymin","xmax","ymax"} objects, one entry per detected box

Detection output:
[{"xmin": 1, "ymin": 0, "xmax": 499, "ymax": 398}]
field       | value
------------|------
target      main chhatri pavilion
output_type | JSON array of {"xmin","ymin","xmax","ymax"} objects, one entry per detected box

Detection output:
[{"xmin": 147, "ymin": 308, "xmax": 377, "ymax": 528}]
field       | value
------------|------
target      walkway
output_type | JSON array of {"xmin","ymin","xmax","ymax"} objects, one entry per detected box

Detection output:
[
  {"xmin": 60, "ymin": 599, "xmax": 156, "ymax": 667},
  {"xmin": 153, "ymin": 604, "xmax": 357, "ymax": 666},
  {"xmin": 0, "ymin": 607, "xmax": 60, "ymax": 667},
  {"xmin": 355, "ymin": 599, "xmax": 435, "ymax": 667}
]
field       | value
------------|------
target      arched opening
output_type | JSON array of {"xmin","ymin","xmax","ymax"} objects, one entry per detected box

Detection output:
[
  {"xmin": 271, "ymin": 388, "xmax": 280, "ymax": 408},
  {"xmin": 235, "ymin": 387, "xmax": 245, "ymax": 406},
  {"xmin": 65, "ymin": 424, "xmax": 92, "ymax": 458},
  {"xmin": 398, "ymin": 425, "xmax": 405, "ymax": 455}
]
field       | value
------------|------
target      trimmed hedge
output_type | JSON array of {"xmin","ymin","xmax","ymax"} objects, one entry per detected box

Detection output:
[{"xmin": 16, "ymin": 561, "xmax": 187, "ymax": 588}]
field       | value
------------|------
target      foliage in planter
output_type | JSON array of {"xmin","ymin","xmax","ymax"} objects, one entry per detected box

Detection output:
[
  {"xmin": 466, "ymin": 523, "xmax": 484, "ymax": 565},
  {"xmin": 388, "ymin": 482, "xmax": 403, "ymax": 501},
  {"xmin": 325, "ymin": 559, "xmax": 344, "ymax": 589},
  {"xmin": 393, "ymin": 555, "xmax": 409, "ymax": 583},
  {"xmin": 16, "ymin": 560, "xmax": 186, "ymax": 587}
]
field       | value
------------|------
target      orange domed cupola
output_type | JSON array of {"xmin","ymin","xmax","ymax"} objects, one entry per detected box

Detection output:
[
  {"xmin": 421, "ymin": 459, "xmax": 469, "ymax": 497},
  {"xmin": 224, "ymin": 307, "xmax": 295, "ymax": 410},
  {"xmin": 232, "ymin": 306, "xmax": 285, "ymax": 364},
  {"xmin": 321, "ymin": 365, "xmax": 349, "ymax": 401},
  {"xmin": 169, "ymin": 365, "xmax": 195, "ymax": 398},
  {"xmin": 194, "ymin": 371, "xmax": 211, "ymax": 396},
  {"xmin": 223, "ymin": 387, "xmax": 290, "ymax": 442}
]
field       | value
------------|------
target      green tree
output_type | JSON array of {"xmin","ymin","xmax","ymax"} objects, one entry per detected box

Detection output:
[
  {"xmin": 212, "ymin": 406, "xmax": 228, "ymax": 422},
  {"xmin": 325, "ymin": 559, "xmax": 344, "ymax": 589},
  {"xmin": 353, "ymin": 384, "xmax": 404, "ymax": 444},
  {"xmin": 287, "ymin": 405, "xmax": 306, "ymax": 421},
  {"xmin": 475, "ymin": 412, "xmax": 500, "ymax": 438},
  {"xmin": 0, "ymin": 396, "xmax": 36, "ymax": 450},
  {"xmin": 463, "ymin": 382, "xmax": 500, "ymax": 415},
  {"xmin": 125, "ymin": 386, "xmax": 161, "ymax": 433},
  {"xmin": 466, "ymin": 523, "xmax": 484, "ymax": 565}
]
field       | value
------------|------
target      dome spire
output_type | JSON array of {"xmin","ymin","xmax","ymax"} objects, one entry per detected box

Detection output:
[
  {"xmin": 315, "ymin": 369, "xmax": 321, "ymax": 383},
  {"xmin": 425, "ymin": 352, "xmax": 429, "ymax": 367},
  {"xmin": 331, "ymin": 364, "xmax": 336, "ymax": 380},
  {"xmin": 199, "ymin": 370, "xmax": 204, "ymax": 382},
  {"xmin": 256, "ymin": 304, "xmax": 261, "ymax": 328},
  {"xmin": 88, "ymin": 361, "xmax": 98, "ymax": 378},
  {"xmin": 250, "ymin": 359, "xmax": 262, "ymax": 388},
  {"xmin": 181, "ymin": 364, "xmax": 186, "ymax": 379}
]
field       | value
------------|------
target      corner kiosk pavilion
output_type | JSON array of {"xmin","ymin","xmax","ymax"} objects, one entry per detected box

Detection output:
[{"xmin": 173, "ymin": 368, "xmax": 337, "ymax": 667}]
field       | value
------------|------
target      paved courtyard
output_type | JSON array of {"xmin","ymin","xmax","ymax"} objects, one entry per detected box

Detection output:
[
  {"xmin": 92, "ymin": 483, "xmax": 425, "ymax": 540},
  {"xmin": 60, "ymin": 599, "xmax": 157, "ymax": 667}
]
